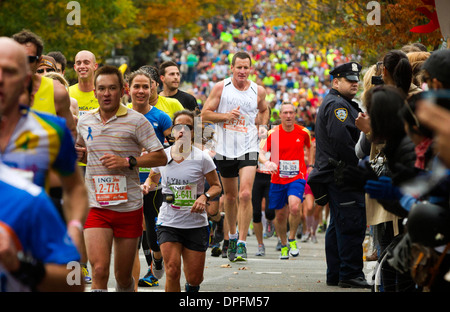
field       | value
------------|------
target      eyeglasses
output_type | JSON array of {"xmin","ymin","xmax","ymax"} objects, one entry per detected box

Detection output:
[
  {"xmin": 36, "ymin": 68, "xmax": 56, "ymax": 74},
  {"xmin": 173, "ymin": 124, "xmax": 194, "ymax": 131},
  {"xmin": 28, "ymin": 55, "xmax": 39, "ymax": 63}
]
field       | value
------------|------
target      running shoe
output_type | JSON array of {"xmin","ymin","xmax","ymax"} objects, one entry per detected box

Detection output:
[
  {"xmin": 265, "ymin": 220, "xmax": 275, "ymax": 238},
  {"xmin": 211, "ymin": 243, "xmax": 221, "ymax": 257},
  {"xmin": 255, "ymin": 244, "xmax": 265, "ymax": 256},
  {"xmin": 289, "ymin": 240, "xmax": 300, "ymax": 257},
  {"xmin": 82, "ymin": 265, "xmax": 92, "ymax": 284},
  {"xmin": 221, "ymin": 240, "xmax": 229, "ymax": 258},
  {"xmin": 235, "ymin": 242, "xmax": 247, "ymax": 261},
  {"xmin": 138, "ymin": 269, "xmax": 159, "ymax": 287},
  {"xmin": 300, "ymin": 232, "xmax": 310, "ymax": 243},
  {"xmin": 227, "ymin": 238, "xmax": 237, "ymax": 262},
  {"xmin": 276, "ymin": 238, "xmax": 282, "ymax": 251},
  {"xmin": 152, "ymin": 255, "xmax": 165, "ymax": 280},
  {"xmin": 280, "ymin": 246, "xmax": 289, "ymax": 260},
  {"xmin": 310, "ymin": 234, "xmax": 318, "ymax": 244}
]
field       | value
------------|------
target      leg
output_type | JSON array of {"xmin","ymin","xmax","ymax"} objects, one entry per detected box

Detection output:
[
  {"xmin": 84, "ymin": 227, "xmax": 113, "ymax": 290},
  {"xmin": 133, "ymin": 248, "xmax": 140, "ymax": 291},
  {"xmin": 274, "ymin": 206, "xmax": 289, "ymax": 246},
  {"xmin": 237, "ymin": 165, "xmax": 257, "ymax": 242},
  {"xmin": 182, "ymin": 248, "xmax": 206, "ymax": 287},
  {"xmin": 301, "ymin": 193, "xmax": 315, "ymax": 241},
  {"xmin": 287, "ymin": 195, "xmax": 302, "ymax": 241},
  {"xmin": 251, "ymin": 173, "xmax": 264, "ymax": 246},
  {"xmin": 114, "ymin": 236, "xmax": 140, "ymax": 291},
  {"xmin": 160, "ymin": 241, "xmax": 183, "ymax": 292},
  {"xmin": 221, "ymin": 176, "xmax": 239, "ymax": 236}
]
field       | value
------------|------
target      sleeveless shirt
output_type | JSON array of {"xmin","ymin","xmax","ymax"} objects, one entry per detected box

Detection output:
[
  {"xmin": 215, "ymin": 77, "xmax": 259, "ymax": 158},
  {"xmin": 32, "ymin": 76, "xmax": 56, "ymax": 115}
]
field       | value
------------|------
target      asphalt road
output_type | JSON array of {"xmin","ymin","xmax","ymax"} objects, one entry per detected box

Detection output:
[{"xmin": 84, "ymin": 228, "xmax": 375, "ymax": 294}]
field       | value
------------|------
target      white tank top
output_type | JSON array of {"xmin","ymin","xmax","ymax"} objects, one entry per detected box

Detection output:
[{"xmin": 214, "ymin": 77, "xmax": 259, "ymax": 158}]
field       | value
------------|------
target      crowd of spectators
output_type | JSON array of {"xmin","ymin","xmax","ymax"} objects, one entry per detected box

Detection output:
[{"xmin": 154, "ymin": 13, "xmax": 363, "ymax": 133}]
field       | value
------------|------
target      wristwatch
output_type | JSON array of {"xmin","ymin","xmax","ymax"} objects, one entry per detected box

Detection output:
[
  {"xmin": 204, "ymin": 192, "xmax": 211, "ymax": 202},
  {"xmin": 127, "ymin": 156, "xmax": 137, "ymax": 170}
]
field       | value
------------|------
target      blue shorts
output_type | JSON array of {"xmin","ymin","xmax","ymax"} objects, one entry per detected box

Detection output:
[{"xmin": 268, "ymin": 179, "xmax": 306, "ymax": 210}]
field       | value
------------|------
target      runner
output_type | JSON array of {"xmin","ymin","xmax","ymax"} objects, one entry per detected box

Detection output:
[
  {"xmin": 0, "ymin": 37, "xmax": 88, "ymax": 256},
  {"xmin": 76, "ymin": 65, "xmax": 167, "ymax": 292},
  {"xmin": 259, "ymin": 102, "xmax": 312, "ymax": 259},
  {"xmin": 201, "ymin": 51, "xmax": 269, "ymax": 262},
  {"xmin": 147, "ymin": 110, "xmax": 221, "ymax": 292}
]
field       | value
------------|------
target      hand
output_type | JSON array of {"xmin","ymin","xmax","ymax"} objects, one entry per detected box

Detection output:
[
  {"xmin": 227, "ymin": 106, "xmax": 241, "ymax": 122},
  {"xmin": 355, "ymin": 112, "xmax": 371, "ymax": 134},
  {"xmin": 365, "ymin": 176, "xmax": 403, "ymax": 200},
  {"xmin": 141, "ymin": 184, "xmax": 150, "ymax": 195},
  {"xmin": 100, "ymin": 153, "xmax": 128, "ymax": 169},
  {"xmin": 191, "ymin": 195, "xmax": 209, "ymax": 214},
  {"xmin": 75, "ymin": 146, "xmax": 86, "ymax": 162},
  {"xmin": 264, "ymin": 161, "xmax": 278, "ymax": 175},
  {"xmin": 0, "ymin": 227, "xmax": 20, "ymax": 272}
]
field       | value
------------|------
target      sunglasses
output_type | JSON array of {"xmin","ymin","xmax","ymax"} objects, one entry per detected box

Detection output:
[
  {"xmin": 36, "ymin": 68, "xmax": 56, "ymax": 74},
  {"xmin": 173, "ymin": 124, "xmax": 194, "ymax": 131},
  {"xmin": 28, "ymin": 55, "xmax": 39, "ymax": 63}
]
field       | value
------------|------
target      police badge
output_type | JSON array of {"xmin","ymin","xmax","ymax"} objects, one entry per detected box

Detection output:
[{"xmin": 334, "ymin": 108, "xmax": 348, "ymax": 122}]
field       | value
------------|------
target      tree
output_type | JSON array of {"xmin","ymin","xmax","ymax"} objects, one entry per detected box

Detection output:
[
  {"xmin": 0, "ymin": 0, "xmax": 141, "ymax": 63},
  {"xmin": 258, "ymin": 0, "xmax": 444, "ymax": 66}
]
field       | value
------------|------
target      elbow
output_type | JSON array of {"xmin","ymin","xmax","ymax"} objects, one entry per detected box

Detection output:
[{"xmin": 157, "ymin": 150, "xmax": 168, "ymax": 166}]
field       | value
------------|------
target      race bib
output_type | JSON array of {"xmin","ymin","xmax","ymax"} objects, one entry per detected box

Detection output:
[
  {"xmin": 93, "ymin": 175, "xmax": 128, "ymax": 206},
  {"xmin": 223, "ymin": 115, "xmax": 249, "ymax": 133},
  {"xmin": 279, "ymin": 160, "xmax": 299, "ymax": 178},
  {"xmin": 169, "ymin": 184, "xmax": 197, "ymax": 210}
]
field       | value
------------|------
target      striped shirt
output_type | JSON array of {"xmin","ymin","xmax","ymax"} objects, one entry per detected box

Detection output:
[{"xmin": 77, "ymin": 104, "xmax": 163, "ymax": 212}]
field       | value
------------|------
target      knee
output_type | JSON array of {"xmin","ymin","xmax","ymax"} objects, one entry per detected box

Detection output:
[
  {"xmin": 165, "ymin": 261, "xmax": 181, "ymax": 281},
  {"xmin": 239, "ymin": 189, "xmax": 252, "ymax": 203},
  {"xmin": 91, "ymin": 264, "xmax": 109, "ymax": 280},
  {"xmin": 253, "ymin": 212, "xmax": 262, "ymax": 223},
  {"xmin": 290, "ymin": 205, "xmax": 301, "ymax": 216},
  {"xmin": 224, "ymin": 193, "xmax": 237, "ymax": 203},
  {"xmin": 275, "ymin": 209, "xmax": 288, "ymax": 222}
]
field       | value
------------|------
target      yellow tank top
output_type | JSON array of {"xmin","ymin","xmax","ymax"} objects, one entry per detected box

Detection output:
[
  {"xmin": 155, "ymin": 95, "xmax": 184, "ymax": 119},
  {"xmin": 69, "ymin": 83, "xmax": 99, "ymax": 118},
  {"xmin": 33, "ymin": 76, "xmax": 56, "ymax": 115}
]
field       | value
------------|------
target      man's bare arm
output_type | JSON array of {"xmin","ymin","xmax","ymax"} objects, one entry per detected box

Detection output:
[{"xmin": 54, "ymin": 80, "xmax": 77, "ymax": 139}]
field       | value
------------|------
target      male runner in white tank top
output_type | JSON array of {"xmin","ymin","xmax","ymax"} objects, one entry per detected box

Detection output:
[{"xmin": 201, "ymin": 51, "xmax": 269, "ymax": 262}]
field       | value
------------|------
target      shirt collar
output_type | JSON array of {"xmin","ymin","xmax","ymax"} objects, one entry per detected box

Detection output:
[{"xmin": 92, "ymin": 104, "xmax": 128, "ymax": 117}]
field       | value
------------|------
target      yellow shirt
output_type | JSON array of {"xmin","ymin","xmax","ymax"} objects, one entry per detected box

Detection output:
[
  {"xmin": 33, "ymin": 76, "xmax": 56, "ymax": 115},
  {"xmin": 155, "ymin": 95, "xmax": 184, "ymax": 119},
  {"xmin": 69, "ymin": 83, "xmax": 99, "ymax": 118}
]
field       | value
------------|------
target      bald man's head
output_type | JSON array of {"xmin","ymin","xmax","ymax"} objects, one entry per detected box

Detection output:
[
  {"xmin": 0, "ymin": 37, "xmax": 32, "ymax": 115},
  {"xmin": 74, "ymin": 50, "xmax": 98, "ymax": 82}
]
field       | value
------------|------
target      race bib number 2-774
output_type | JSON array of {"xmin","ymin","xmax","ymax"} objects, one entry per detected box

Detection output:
[{"xmin": 93, "ymin": 175, "xmax": 128, "ymax": 206}]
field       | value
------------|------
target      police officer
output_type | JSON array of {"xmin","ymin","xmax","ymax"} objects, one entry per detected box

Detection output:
[{"xmin": 308, "ymin": 62, "xmax": 370, "ymax": 289}]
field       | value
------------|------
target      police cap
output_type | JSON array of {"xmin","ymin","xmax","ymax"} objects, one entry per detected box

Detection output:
[{"xmin": 330, "ymin": 62, "xmax": 362, "ymax": 82}]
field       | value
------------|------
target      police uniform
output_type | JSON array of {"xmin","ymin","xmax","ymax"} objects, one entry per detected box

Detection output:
[{"xmin": 308, "ymin": 62, "xmax": 370, "ymax": 288}]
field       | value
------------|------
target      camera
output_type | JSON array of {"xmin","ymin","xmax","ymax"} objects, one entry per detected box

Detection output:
[{"xmin": 371, "ymin": 75, "xmax": 384, "ymax": 85}]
